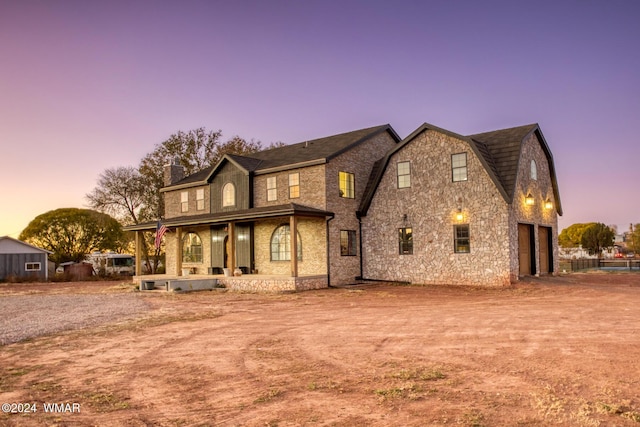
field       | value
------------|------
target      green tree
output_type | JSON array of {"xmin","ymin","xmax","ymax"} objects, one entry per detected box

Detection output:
[
  {"xmin": 580, "ymin": 223, "xmax": 615, "ymax": 257},
  {"xmin": 627, "ymin": 224, "xmax": 640, "ymax": 254},
  {"xmin": 19, "ymin": 208, "xmax": 125, "ymax": 265},
  {"xmin": 558, "ymin": 223, "xmax": 596, "ymax": 248}
]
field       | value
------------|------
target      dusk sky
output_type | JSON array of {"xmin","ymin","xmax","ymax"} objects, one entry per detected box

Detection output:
[{"xmin": 1, "ymin": 0, "xmax": 639, "ymax": 238}]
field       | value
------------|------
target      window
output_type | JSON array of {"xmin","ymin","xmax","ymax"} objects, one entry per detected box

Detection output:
[
  {"xmin": 452, "ymin": 153, "xmax": 468, "ymax": 182},
  {"xmin": 267, "ymin": 176, "xmax": 277, "ymax": 201},
  {"xmin": 397, "ymin": 161, "xmax": 411, "ymax": 188},
  {"xmin": 183, "ymin": 232, "xmax": 203, "ymax": 263},
  {"xmin": 270, "ymin": 225, "xmax": 302, "ymax": 261},
  {"xmin": 289, "ymin": 173, "xmax": 300, "ymax": 199},
  {"xmin": 25, "ymin": 262, "xmax": 41, "ymax": 271},
  {"xmin": 339, "ymin": 171, "xmax": 355, "ymax": 198},
  {"xmin": 181, "ymin": 191, "xmax": 189, "ymax": 212},
  {"xmin": 222, "ymin": 182, "xmax": 235, "ymax": 207},
  {"xmin": 530, "ymin": 160, "xmax": 537, "ymax": 180},
  {"xmin": 454, "ymin": 225, "xmax": 470, "ymax": 253},
  {"xmin": 340, "ymin": 230, "xmax": 357, "ymax": 256},
  {"xmin": 196, "ymin": 188, "xmax": 205, "ymax": 210},
  {"xmin": 398, "ymin": 227, "xmax": 413, "ymax": 255}
]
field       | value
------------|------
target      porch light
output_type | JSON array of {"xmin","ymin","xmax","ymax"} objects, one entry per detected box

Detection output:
[
  {"xmin": 456, "ymin": 209, "xmax": 464, "ymax": 222},
  {"xmin": 544, "ymin": 198, "xmax": 553, "ymax": 210},
  {"xmin": 525, "ymin": 193, "xmax": 535, "ymax": 206}
]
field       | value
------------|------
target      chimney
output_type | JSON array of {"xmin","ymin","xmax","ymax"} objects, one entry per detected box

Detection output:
[{"xmin": 164, "ymin": 157, "xmax": 184, "ymax": 186}]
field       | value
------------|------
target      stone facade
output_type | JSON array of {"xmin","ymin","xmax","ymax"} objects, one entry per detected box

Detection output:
[
  {"xmin": 164, "ymin": 184, "xmax": 211, "ymax": 219},
  {"xmin": 508, "ymin": 132, "xmax": 559, "ymax": 280},
  {"xmin": 253, "ymin": 218, "xmax": 327, "ymax": 276},
  {"xmin": 362, "ymin": 129, "xmax": 513, "ymax": 287},
  {"xmin": 253, "ymin": 164, "xmax": 327, "ymax": 210},
  {"xmin": 325, "ymin": 131, "xmax": 398, "ymax": 285}
]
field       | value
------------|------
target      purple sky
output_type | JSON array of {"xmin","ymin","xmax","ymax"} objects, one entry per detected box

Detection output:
[{"xmin": 1, "ymin": 0, "xmax": 639, "ymax": 238}]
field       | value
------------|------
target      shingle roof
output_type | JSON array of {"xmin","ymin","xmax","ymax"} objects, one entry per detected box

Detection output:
[
  {"xmin": 358, "ymin": 122, "xmax": 562, "ymax": 216},
  {"xmin": 124, "ymin": 203, "xmax": 334, "ymax": 231},
  {"xmin": 165, "ymin": 125, "xmax": 400, "ymax": 189},
  {"xmin": 468, "ymin": 124, "xmax": 538, "ymax": 202}
]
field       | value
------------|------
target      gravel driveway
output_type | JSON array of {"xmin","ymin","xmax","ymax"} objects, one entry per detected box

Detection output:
[{"xmin": 0, "ymin": 294, "xmax": 150, "ymax": 345}]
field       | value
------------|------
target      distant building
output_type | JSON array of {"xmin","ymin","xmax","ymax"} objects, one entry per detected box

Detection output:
[{"xmin": 0, "ymin": 236, "xmax": 53, "ymax": 281}]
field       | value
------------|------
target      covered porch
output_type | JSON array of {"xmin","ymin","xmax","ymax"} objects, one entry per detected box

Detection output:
[{"xmin": 125, "ymin": 203, "xmax": 334, "ymax": 292}]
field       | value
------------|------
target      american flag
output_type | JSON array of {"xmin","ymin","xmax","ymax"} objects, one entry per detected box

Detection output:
[{"xmin": 154, "ymin": 221, "xmax": 168, "ymax": 250}]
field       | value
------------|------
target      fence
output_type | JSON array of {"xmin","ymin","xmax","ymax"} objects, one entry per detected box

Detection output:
[{"xmin": 561, "ymin": 259, "xmax": 640, "ymax": 272}]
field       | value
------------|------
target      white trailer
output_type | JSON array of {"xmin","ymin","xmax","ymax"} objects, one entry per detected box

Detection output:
[{"xmin": 85, "ymin": 252, "xmax": 135, "ymax": 276}]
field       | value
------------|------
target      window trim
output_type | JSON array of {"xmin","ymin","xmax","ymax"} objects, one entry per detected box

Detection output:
[
  {"xmin": 530, "ymin": 160, "xmax": 538, "ymax": 181},
  {"xmin": 25, "ymin": 262, "xmax": 41, "ymax": 271},
  {"xmin": 182, "ymin": 232, "xmax": 203, "ymax": 263},
  {"xmin": 196, "ymin": 188, "xmax": 205, "ymax": 211},
  {"xmin": 340, "ymin": 230, "xmax": 357, "ymax": 256},
  {"xmin": 452, "ymin": 152, "xmax": 468, "ymax": 182},
  {"xmin": 454, "ymin": 224, "xmax": 470, "ymax": 254},
  {"xmin": 397, "ymin": 161, "xmax": 411, "ymax": 188},
  {"xmin": 180, "ymin": 191, "xmax": 189, "ymax": 213},
  {"xmin": 270, "ymin": 224, "xmax": 302, "ymax": 261},
  {"xmin": 222, "ymin": 182, "xmax": 236, "ymax": 207},
  {"xmin": 339, "ymin": 171, "xmax": 355, "ymax": 199},
  {"xmin": 398, "ymin": 227, "xmax": 413, "ymax": 255},
  {"xmin": 267, "ymin": 176, "xmax": 277, "ymax": 202},
  {"xmin": 288, "ymin": 173, "xmax": 300, "ymax": 199}
]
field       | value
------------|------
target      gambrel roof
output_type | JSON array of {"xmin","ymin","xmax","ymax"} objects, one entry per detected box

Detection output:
[
  {"xmin": 358, "ymin": 122, "xmax": 562, "ymax": 216},
  {"xmin": 163, "ymin": 125, "xmax": 401, "ymax": 191}
]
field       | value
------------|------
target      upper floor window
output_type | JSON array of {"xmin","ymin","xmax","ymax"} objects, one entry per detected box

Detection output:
[
  {"xmin": 196, "ymin": 188, "xmax": 205, "ymax": 210},
  {"xmin": 339, "ymin": 171, "xmax": 355, "ymax": 198},
  {"xmin": 340, "ymin": 230, "xmax": 357, "ymax": 256},
  {"xmin": 267, "ymin": 176, "xmax": 277, "ymax": 201},
  {"xmin": 530, "ymin": 160, "xmax": 537, "ymax": 180},
  {"xmin": 222, "ymin": 182, "xmax": 235, "ymax": 207},
  {"xmin": 289, "ymin": 173, "xmax": 300, "ymax": 199},
  {"xmin": 452, "ymin": 153, "xmax": 468, "ymax": 182},
  {"xmin": 454, "ymin": 224, "xmax": 470, "ymax": 253},
  {"xmin": 397, "ymin": 161, "xmax": 411, "ymax": 188},
  {"xmin": 183, "ymin": 232, "xmax": 203, "ymax": 263},
  {"xmin": 270, "ymin": 225, "xmax": 302, "ymax": 261},
  {"xmin": 181, "ymin": 191, "xmax": 189, "ymax": 212},
  {"xmin": 399, "ymin": 227, "xmax": 413, "ymax": 255}
]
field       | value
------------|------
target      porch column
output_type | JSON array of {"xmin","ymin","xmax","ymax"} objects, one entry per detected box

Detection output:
[
  {"xmin": 176, "ymin": 227, "xmax": 183, "ymax": 276},
  {"xmin": 135, "ymin": 231, "xmax": 142, "ymax": 276},
  {"xmin": 290, "ymin": 215, "xmax": 298, "ymax": 277},
  {"xmin": 228, "ymin": 222, "xmax": 236, "ymax": 270}
]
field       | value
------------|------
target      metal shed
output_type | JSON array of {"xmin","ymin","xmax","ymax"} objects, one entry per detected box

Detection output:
[{"xmin": 0, "ymin": 236, "xmax": 52, "ymax": 282}]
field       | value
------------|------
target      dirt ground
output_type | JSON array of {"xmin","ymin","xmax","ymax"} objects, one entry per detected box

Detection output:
[{"xmin": 1, "ymin": 273, "xmax": 639, "ymax": 427}]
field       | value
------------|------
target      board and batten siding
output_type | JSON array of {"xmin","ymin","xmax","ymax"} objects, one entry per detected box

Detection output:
[
  {"xmin": 210, "ymin": 161, "xmax": 251, "ymax": 212},
  {"xmin": 0, "ymin": 253, "xmax": 47, "ymax": 281}
]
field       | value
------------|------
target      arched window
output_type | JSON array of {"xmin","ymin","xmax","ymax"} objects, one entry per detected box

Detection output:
[
  {"xmin": 270, "ymin": 225, "xmax": 302, "ymax": 261},
  {"xmin": 183, "ymin": 232, "xmax": 203, "ymax": 263},
  {"xmin": 530, "ymin": 160, "xmax": 537, "ymax": 181},
  {"xmin": 222, "ymin": 182, "xmax": 236, "ymax": 207}
]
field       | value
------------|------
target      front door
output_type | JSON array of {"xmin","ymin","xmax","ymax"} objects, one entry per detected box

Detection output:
[
  {"xmin": 538, "ymin": 226, "xmax": 552, "ymax": 274},
  {"xmin": 518, "ymin": 223, "xmax": 535, "ymax": 276}
]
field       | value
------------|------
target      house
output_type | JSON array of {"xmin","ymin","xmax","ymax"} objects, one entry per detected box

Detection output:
[
  {"xmin": 359, "ymin": 122, "xmax": 562, "ymax": 286},
  {"xmin": 127, "ymin": 121, "xmax": 561, "ymax": 291},
  {"xmin": 127, "ymin": 125, "xmax": 401, "ymax": 291},
  {"xmin": 0, "ymin": 236, "xmax": 53, "ymax": 282}
]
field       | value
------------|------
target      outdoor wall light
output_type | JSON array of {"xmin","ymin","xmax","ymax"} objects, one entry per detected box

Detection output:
[
  {"xmin": 544, "ymin": 198, "xmax": 553, "ymax": 210},
  {"xmin": 525, "ymin": 193, "xmax": 535, "ymax": 206},
  {"xmin": 456, "ymin": 208, "xmax": 464, "ymax": 222}
]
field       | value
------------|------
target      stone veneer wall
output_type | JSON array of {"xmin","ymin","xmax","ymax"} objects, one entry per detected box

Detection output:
[
  {"xmin": 362, "ymin": 129, "xmax": 512, "ymax": 287},
  {"xmin": 325, "ymin": 131, "xmax": 399, "ymax": 285},
  {"xmin": 253, "ymin": 164, "xmax": 327, "ymax": 210},
  {"xmin": 253, "ymin": 218, "xmax": 327, "ymax": 276},
  {"xmin": 508, "ymin": 132, "xmax": 559, "ymax": 280},
  {"xmin": 165, "ymin": 227, "xmax": 212, "ymax": 276},
  {"xmin": 164, "ymin": 185, "xmax": 210, "ymax": 219},
  {"xmin": 217, "ymin": 275, "xmax": 327, "ymax": 293}
]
